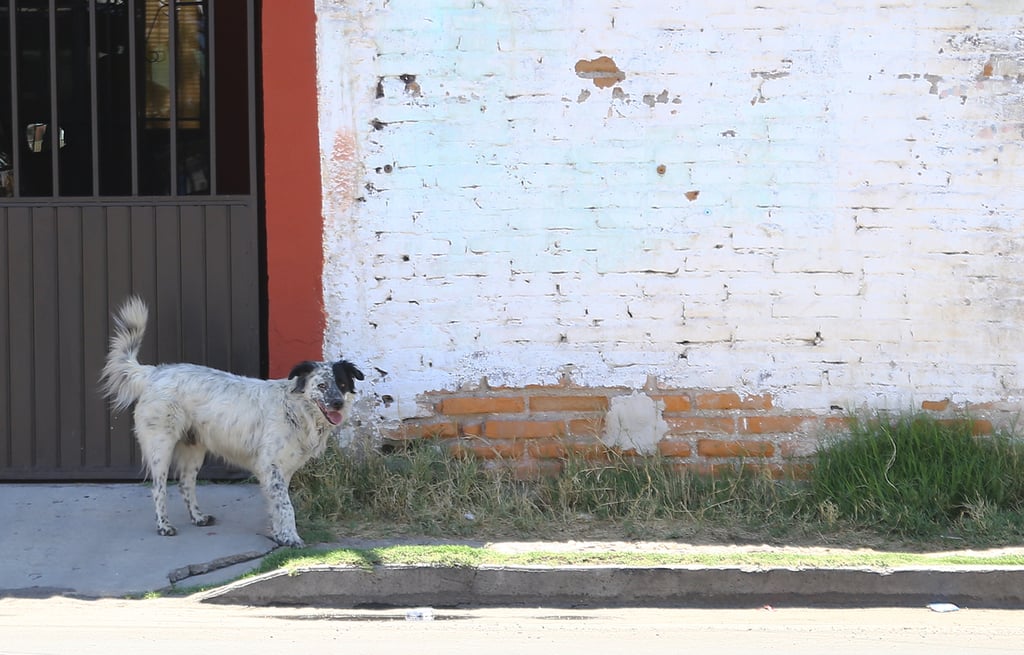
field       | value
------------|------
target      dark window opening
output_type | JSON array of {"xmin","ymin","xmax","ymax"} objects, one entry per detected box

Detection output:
[{"xmin": 0, "ymin": 0, "xmax": 250, "ymax": 198}]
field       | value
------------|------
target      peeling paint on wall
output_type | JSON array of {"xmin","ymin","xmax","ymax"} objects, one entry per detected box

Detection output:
[
  {"xmin": 574, "ymin": 56, "xmax": 625, "ymax": 88},
  {"xmin": 314, "ymin": 0, "xmax": 1024, "ymax": 436},
  {"xmin": 325, "ymin": 131, "xmax": 360, "ymax": 208}
]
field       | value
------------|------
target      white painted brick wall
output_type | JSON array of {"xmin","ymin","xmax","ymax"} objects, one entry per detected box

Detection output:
[{"xmin": 315, "ymin": 0, "xmax": 1024, "ymax": 429}]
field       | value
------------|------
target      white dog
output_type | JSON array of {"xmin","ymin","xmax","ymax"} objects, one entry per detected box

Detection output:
[{"xmin": 100, "ymin": 296, "xmax": 364, "ymax": 547}]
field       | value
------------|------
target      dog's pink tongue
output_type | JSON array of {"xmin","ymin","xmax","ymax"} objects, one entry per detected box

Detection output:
[{"xmin": 326, "ymin": 410, "xmax": 343, "ymax": 425}]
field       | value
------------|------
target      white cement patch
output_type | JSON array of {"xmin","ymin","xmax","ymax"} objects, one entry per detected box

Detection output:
[{"xmin": 600, "ymin": 393, "xmax": 669, "ymax": 455}]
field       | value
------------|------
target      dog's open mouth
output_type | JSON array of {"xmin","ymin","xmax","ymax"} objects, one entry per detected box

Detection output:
[{"xmin": 318, "ymin": 402, "xmax": 344, "ymax": 426}]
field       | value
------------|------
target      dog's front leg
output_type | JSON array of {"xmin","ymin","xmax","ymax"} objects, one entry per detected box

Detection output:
[{"xmin": 258, "ymin": 464, "xmax": 304, "ymax": 548}]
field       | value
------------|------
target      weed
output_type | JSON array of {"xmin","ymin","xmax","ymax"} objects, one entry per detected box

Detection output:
[
  {"xmin": 292, "ymin": 440, "xmax": 811, "ymax": 543},
  {"xmin": 241, "ymin": 543, "xmax": 1024, "ymax": 574},
  {"xmin": 290, "ymin": 414, "xmax": 1024, "ymax": 548},
  {"xmin": 809, "ymin": 413, "xmax": 1024, "ymax": 538}
]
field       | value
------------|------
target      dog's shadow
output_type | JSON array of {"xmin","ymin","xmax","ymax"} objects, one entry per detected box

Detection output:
[
  {"xmin": 261, "ymin": 540, "xmax": 489, "ymax": 574},
  {"xmin": 259, "ymin": 546, "xmax": 383, "ymax": 573}
]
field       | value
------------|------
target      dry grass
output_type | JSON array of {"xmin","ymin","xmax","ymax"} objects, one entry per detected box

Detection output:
[{"xmin": 291, "ymin": 416, "xmax": 1024, "ymax": 550}]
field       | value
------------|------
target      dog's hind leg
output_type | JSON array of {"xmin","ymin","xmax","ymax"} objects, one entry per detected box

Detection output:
[
  {"xmin": 257, "ymin": 464, "xmax": 304, "ymax": 548},
  {"xmin": 175, "ymin": 441, "xmax": 215, "ymax": 527},
  {"xmin": 138, "ymin": 429, "xmax": 178, "ymax": 537}
]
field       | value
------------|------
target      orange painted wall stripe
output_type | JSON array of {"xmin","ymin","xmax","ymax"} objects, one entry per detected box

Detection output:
[{"xmin": 261, "ymin": 1, "xmax": 324, "ymax": 377}]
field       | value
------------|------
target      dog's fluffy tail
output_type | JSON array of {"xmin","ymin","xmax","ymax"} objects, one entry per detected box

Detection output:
[{"xmin": 100, "ymin": 296, "xmax": 153, "ymax": 412}]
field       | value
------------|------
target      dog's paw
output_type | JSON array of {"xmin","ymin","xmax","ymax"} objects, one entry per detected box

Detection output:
[
  {"xmin": 273, "ymin": 534, "xmax": 305, "ymax": 548},
  {"xmin": 157, "ymin": 525, "xmax": 177, "ymax": 537},
  {"xmin": 192, "ymin": 514, "xmax": 216, "ymax": 527}
]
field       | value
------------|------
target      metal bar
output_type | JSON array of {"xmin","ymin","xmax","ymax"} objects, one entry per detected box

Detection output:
[
  {"xmin": 0, "ymin": 194, "xmax": 251, "ymax": 207},
  {"xmin": 88, "ymin": 0, "xmax": 98, "ymax": 196},
  {"xmin": 246, "ymin": 0, "xmax": 258, "ymax": 374},
  {"xmin": 48, "ymin": 0, "xmax": 59, "ymax": 196},
  {"xmin": 127, "ymin": 0, "xmax": 138, "ymax": 196},
  {"xmin": 246, "ymin": 0, "xmax": 256, "ymax": 198},
  {"xmin": 206, "ymin": 0, "xmax": 215, "ymax": 194},
  {"xmin": 168, "ymin": 0, "xmax": 177, "ymax": 196},
  {"xmin": 7, "ymin": 0, "xmax": 19, "ymax": 198}
]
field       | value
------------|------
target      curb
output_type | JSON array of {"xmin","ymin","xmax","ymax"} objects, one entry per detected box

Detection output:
[{"xmin": 198, "ymin": 564, "xmax": 1024, "ymax": 609}]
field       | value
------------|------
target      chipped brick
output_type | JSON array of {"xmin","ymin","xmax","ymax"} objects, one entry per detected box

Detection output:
[{"xmin": 697, "ymin": 438, "xmax": 775, "ymax": 458}]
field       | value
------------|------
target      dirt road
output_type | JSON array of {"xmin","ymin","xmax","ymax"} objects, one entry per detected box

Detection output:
[{"xmin": 1, "ymin": 597, "xmax": 1021, "ymax": 654}]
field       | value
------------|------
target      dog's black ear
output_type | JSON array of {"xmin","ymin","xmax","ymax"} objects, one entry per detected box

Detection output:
[
  {"xmin": 333, "ymin": 359, "xmax": 365, "ymax": 391},
  {"xmin": 288, "ymin": 361, "xmax": 318, "ymax": 392},
  {"xmin": 345, "ymin": 361, "xmax": 365, "ymax": 381}
]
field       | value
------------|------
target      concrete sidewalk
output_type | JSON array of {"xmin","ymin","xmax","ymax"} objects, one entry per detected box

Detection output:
[
  {"xmin": 3, "ymin": 483, "xmax": 1024, "ymax": 608},
  {"xmin": 0, "ymin": 483, "xmax": 277, "ymax": 598}
]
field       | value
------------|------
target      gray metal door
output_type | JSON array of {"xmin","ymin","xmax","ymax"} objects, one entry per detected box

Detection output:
[{"xmin": 0, "ymin": 0, "xmax": 261, "ymax": 480}]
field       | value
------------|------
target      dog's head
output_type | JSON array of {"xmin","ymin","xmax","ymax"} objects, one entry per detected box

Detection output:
[{"xmin": 287, "ymin": 358, "xmax": 365, "ymax": 426}]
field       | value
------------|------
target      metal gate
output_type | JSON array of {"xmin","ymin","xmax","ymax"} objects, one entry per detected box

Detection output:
[{"xmin": 0, "ymin": 0, "xmax": 261, "ymax": 480}]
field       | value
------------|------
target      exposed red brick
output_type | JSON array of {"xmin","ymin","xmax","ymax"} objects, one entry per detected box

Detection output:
[
  {"xmin": 779, "ymin": 462, "xmax": 813, "ymax": 480},
  {"xmin": 653, "ymin": 394, "xmax": 693, "ymax": 413},
  {"xmin": 482, "ymin": 458, "xmax": 564, "ymax": 480},
  {"xmin": 741, "ymin": 416, "xmax": 811, "ymax": 434},
  {"xmin": 972, "ymin": 419, "xmax": 994, "ymax": 434},
  {"xmin": 529, "ymin": 395, "xmax": 609, "ymax": 412},
  {"xmin": 562, "ymin": 442, "xmax": 613, "ymax": 461},
  {"xmin": 740, "ymin": 462, "xmax": 777, "ymax": 477},
  {"xmin": 921, "ymin": 399, "xmax": 950, "ymax": 412},
  {"xmin": 747, "ymin": 394, "xmax": 775, "ymax": 410},
  {"xmin": 567, "ymin": 417, "xmax": 605, "ymax": 436},
  {"xmin": 664, "ymin": 460, "xmax": 689, "ymax": 474},
  {"xmin": 685, "ymin": 462, "xmax": 737, "ymax": 477},
  {"xmin": 396, "ymin": 422, "xmax": 459, "ymax": 439},
  {"xmin": 696, "ymin": 392, "xmax": 773, "ymax": 411},
  {"xmin": 525, "ymin": 438, "xmax": 568, "ymax": 459},
  {"xmin": 780, "ymin": 439, "xmax": 818, "ymax": 459},
  {"xmin": 823, "ymin": 416, "xmax": 852, "ymax": 432},
  {"xmin": 446, "ymin": 441, "xmax": 476, "ymax": 459},
  {"xmin": 484, "ymin": 419, "xmax": 565, "ymax": 439},
  {"xmin": 449, "ymin": 439, "xmax": 525, "ymax": 459},
  {"xmin": 657, "ymin": 439, "xmax": 693, "ymax": 458},
  {"xmin": 512, "ymin": 458, "xmax": 564, "ymax": 480},
  {"xmin": 697, "ymin": 438, "xmax": 775, "ymax": 458},
  {"xmin": 666, "ymin": 416, "xmax": 736, "ymax": 434},
  {"xmin": 937, "ymin": 418, "xmax": 993, "ymax": 435},
  {"xmin": 437, "ymin": 396, "xmax": 525, "ymax": 415}
]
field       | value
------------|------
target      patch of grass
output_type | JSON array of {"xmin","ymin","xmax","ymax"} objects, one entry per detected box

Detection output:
[
  {"xmin": 291, "ymin": 441, "xmax": 546, "ymax": 536},
  {"xmin": 542, "ymin": 454, "xmax": 811, "ymax": 538},
  {"xmin": 290, "ymin": 415, "xmax": 1024, "ymax": 549},
  {"xmin": 242, "ymin": 544, "xmax": 1024, "ymax": 574},
  {"xmin": 253, "ymin": 544, "xmax": 491, "ymax": 575},
  {"xmin": 292, "ymin": 441, "xmax": 814, "ymax": 543},
  {"xmin": 809, "ymin": 414, "xmax": 1024, "ymax": 538}
]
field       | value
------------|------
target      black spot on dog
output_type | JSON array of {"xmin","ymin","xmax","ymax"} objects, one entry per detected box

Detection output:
[
  {"xmin": 332, "ymin": 359, "xmax": 365, "ymax": 392},
  {"xmin": 288, "ymin": 361, "xmax": 318, "ymax": 392}
]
